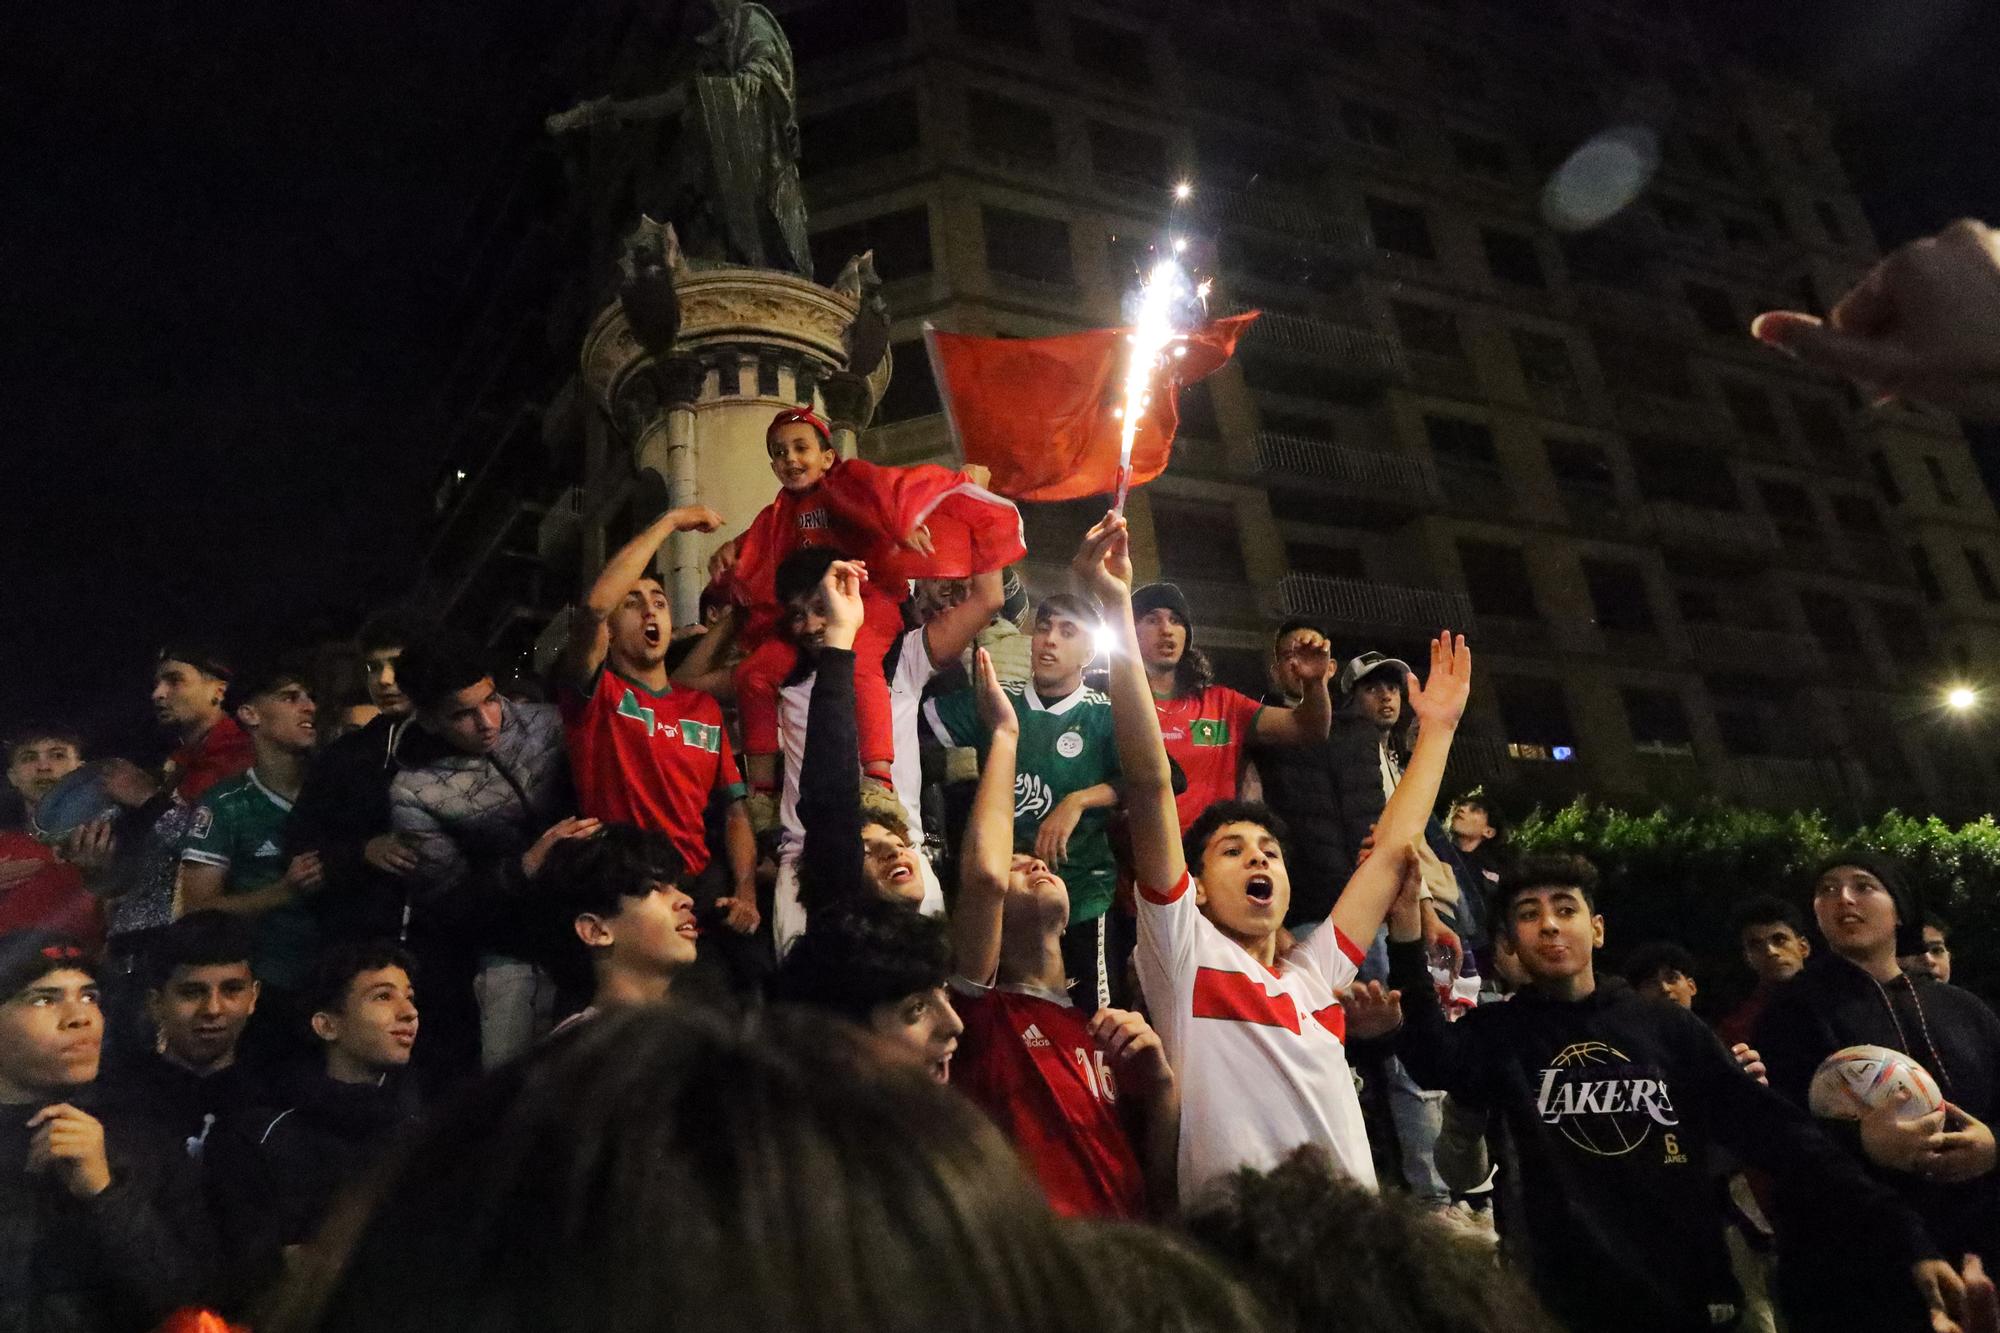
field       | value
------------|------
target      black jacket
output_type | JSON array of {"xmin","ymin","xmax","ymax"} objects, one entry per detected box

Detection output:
[
  {"xmin": 797, "ymin": 647, "xmax": 868, "ymax": 913},
  {"xmin": 1753, "ymin": 954, "xmax": 2000, "ymax": 1318},
  {"xmin": 1249, "ymin": 692, "xmax": 1353, "ymax": 927},
  {"xmin": 0, "ymin": 1094, "xmax": 215, "ymax": 1333},
  {"xmin": 289, "ymin": 715, "xmax": 415, "ymax": 942},
  {"xmin": 98, "ymin": 1054, "xmax": 271, "ymax": 1162},
  {"xmin": 1392, "ymin": 942, "xmax": 1933, "ymax": 1333}
]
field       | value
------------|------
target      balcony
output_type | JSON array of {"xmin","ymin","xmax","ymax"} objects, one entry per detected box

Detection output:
[
  {"xmin": 1525, "ymin": 379, "xmax": 1606, "ymax": 425},
  {"xmin": 1254, "ymin": 433, "xmax": 1441, "ymax": 507},
  {"xmin": 1685, "ymin": 624, "xmax": 1828, "ymax": 675},
  {"xmin": 1199, "ymin": 183, "xmax": 1369, "ymax": 251},
  {"xmin": 1639, "ymin": 502, "xmax": 1780, "ymax": 557},
  {"xmin": 1714, "ymin": 755, "xmax": 1848, "ymax": 813},
  {"xmin": 1279, "ymin": 573, "xmax": 1474, "ymax": 635},
  {"xmin": 1406, "ymin": 350, "xmax": 1480, "ymax": 398},
  {"xmin": 1612, "ymin": 389, "xmax": 1729, "ymax": 440},
  {"xmin": 1247, "ymin": 311, "xmax": 1405, "ymax": 382},
  {"xmin": 1560, "ymin": 487, "xmax": 1639, "ymax": 539},
  {"xmin": 1475, "ymin": 616, "xmax": 1600, "ymax": 657}
]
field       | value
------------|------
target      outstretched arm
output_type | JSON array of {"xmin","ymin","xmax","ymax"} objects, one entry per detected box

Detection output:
[
  {"xmin": 1327, "ymin": 632, "xmax": 1470, "ymax": 951},
  {"xmin": 1074, "ymin": 514, "xmax": 1183, "ymax": 894},
  {"xmin": 797, "ymin": 560, "xmax": 871, "ymax": 912},
  {"xmin": 923, "ymin": 569, "xmax": 1005, "ymax": 669},
  {"xmin": 561, "ymin": 505, "xmax": 725, "ymax": 685},
  {"xmin": 951, "ymin": 649, "xmax": 1019, "ymax": 988},
  {"xmin": 671, "ymin": 604, "xmax": 741, "ymax": 697},
  {"xmin": 1251, "ymin": 628, "xmax": 1333, "ymax": 747}
]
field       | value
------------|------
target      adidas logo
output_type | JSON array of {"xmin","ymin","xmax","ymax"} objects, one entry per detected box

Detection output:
[
  {"xmin": 1021, "ymin": 1023, "xmax": 1051, "ymax": 1049},
  {"xmin": 255, "ymin": 840, "xmax": 281, "ymax": 858}
]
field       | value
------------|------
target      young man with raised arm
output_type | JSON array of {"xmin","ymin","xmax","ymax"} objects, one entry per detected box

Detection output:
[
  {"xmin": 1076, "ymin": 511, "xmax": 1470, "ymax": 1207},
  {"xmin": 950, "ymin": 644, "xmax": 1175, "ymax": 1218},
  {"xmin": 557, "ymin": 504, "xmax": 758, "ymax": 940}
]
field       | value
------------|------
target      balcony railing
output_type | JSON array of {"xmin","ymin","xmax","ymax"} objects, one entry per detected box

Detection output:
[
  {"xmin": 1254, "ymin": 433, "xmax": 1438, "ymax": 501},
  {"xmin": 1279, "ymin": 574, "xmax": 1474, "ymax": 634},
  {"xmin": 1612, "ymin": 388, "xmax": 1729, "ymax": 439},
  {"xmin": 1248, "ymin": 311, "xmax": 1405, "ymax": 379},
  {"xmin": 1199, "ymin": 183, "xmax": 1369, "ymax": 251},
  {"xmin": 1714, "ymin": 755, "xmax": 1847, "ymax": 813},
  {"xmin": 1639, "ymin": 502, "xmax": 1781, "ymax": 555},
  {"xmin": 1406, "ymin": 350, "xmax": 1480, "ymax": 397},
  {"xmin": 1685, "ymin": 624, "xmax": 1828, "ymax": 674}
]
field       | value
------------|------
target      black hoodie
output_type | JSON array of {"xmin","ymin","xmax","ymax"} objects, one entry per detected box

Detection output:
[{"xmin": 1391, "ymin": 941, "xmax": 1934, "ymax": 1333}]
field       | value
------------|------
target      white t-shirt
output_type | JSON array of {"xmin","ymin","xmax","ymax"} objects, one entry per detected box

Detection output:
[
  {"xmin": 1135, "ymin": 868, "xmax": 1376, "ymax": 1206},
  {"xmin": 771, "ymin": 626, "xmax": 944, "ymax": 956}
]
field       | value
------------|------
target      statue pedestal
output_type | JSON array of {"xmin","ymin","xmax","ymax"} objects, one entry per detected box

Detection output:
[{"xmin": 580, "ymin": 265, "xmax": 892, "ymax": 623}]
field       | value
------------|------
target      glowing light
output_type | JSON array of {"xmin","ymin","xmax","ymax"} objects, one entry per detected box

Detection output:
[
  {"xmin": 1173, "ymin": 180, "xmax": 1193, "ymax": 202},
  {"xmin": 1947, "ymin": 686, "xmax": 1979, "ymax": 712},
  {"xmin": 1541, "ymin": 124, "xmax": 1660, "ymax": 233},
  {"xmin": 455, "ymin": 469, "xmax": 468, "ymax": 481},
  {"xmin": 1092, "ymin": 626, "xmax": 1119, "ymax": 664},
  {"xmin": 1114, "ymin": 256, "xmax": 1193, "ymax": 516},
  {"xmin": 1172, "ymin": 236, "xmax": 1189, "ymax": 254}
]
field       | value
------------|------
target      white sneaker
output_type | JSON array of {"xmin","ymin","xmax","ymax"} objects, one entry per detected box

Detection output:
[{"xmin": 1432, "ymin": 1200, "xmax": 1499, "ymax": 1247}]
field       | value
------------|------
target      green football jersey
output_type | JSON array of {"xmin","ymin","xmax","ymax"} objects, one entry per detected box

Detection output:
[
  {"xmin": 180, "ymin": 769, "xmax": 319, "ymax": 991},
  {"xmin": 924, "ymin": 680, "xmax": 1122, "ymax": 923}
]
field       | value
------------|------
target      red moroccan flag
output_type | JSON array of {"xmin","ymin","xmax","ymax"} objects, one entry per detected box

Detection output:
[{"xmin": 926, "ymin": 312, "xmax": 1259, "ymax": 503}]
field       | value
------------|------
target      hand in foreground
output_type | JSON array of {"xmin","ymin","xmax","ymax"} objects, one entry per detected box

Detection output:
[
  {"xmin": 1752, "ymin": 219, "xmax": 2000, "ymax": 420},
  {"xmin": 1070, "ymin": 512, "xmax": 1133, "ymax": 606},
  {"xmin": 1855, "ymin": 1085, "xmax": 1947, "ymax": 1174},
  {"xmin": 962, "ymin": 463, "xmax": 992, "ymax": 489},
  {"xmin": 1088, "ymin": 1007, "xmax": 1172, "ymax": 1097},
  {"xmin": 281, "ymin": 852, "xmax": 326, "ymax": 898},
  {"xmin": 1916, "ymin": 1256, "xmax": 1970, "ymax": 1333},
  {"xmin": 26, "ymin": 1104, "xmax": 111, "ymax": 1198},
  {"xmin": 1280, "ymin": 627, "xmax": 1332, "ymax": 685},
  {"xmin": 901, "ymin": 523, "xmax": 936, "ymax": 556},
  {"xmin": 1340, "ymin": 981, "xmax": 1405, "ymax": 1041},
  {"xmin": 715, "ymin": 887, "xmax": 761, "ymax": 935},
  {"xmin": 364, "ymin": 832, "xmax": 420, "ymax": 877},
  {"xmin": 707, "ymin": 537, "xmax": 742, "ymax": 583},
  {"xmin": 668, "ymin": 505, "xmax": 725, "ymax": 533},
  {"xmin": 972, "ymin": 648, "xmax": 1017, "ymax": 740},
  {"xmin": 1405, "ymin": 631, "xmax": 1471, "ymax": 731},
  {"xmin": 1928, "ymin": 1102, "xmax": 1999, "ymax": 1185},
  {"xmin": 61, "ymin": 819, "xmax": 117, "ymax": 875},
  {"xmin": 521, "ymin": 817, "xmax": 604, "ymax": 879},
  {"xmin": 1035, "ymin": 797, "xmax": 1083, "ymax": 868},
  {"xmin": 1421, "ymin": 898, "xmax": 1465, "ymax": 979},
  {"xmin": 816, "ymin": 559, "xmax": 868, "ymax": 648},
  {"xmin": 1959, "ymin": 1254, "xmax": 1997, "ymax": 1333},
  {"xmin": 1730, "ymin": 1043, "xmax": 1769, "ymax": 1086}
]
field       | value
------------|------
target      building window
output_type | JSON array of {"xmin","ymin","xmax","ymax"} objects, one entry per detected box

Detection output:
[
  {"xmin": 1910, "ymin": 545, "xmax": 1944, "ymax": 605},
  {"xmin": 1317, "ymin": 11, "xmax": 1379, "ymax": 56},
  {"xmin": 1633, "ymin": 438, "xmax": 1737, "ymax": 508},
  {"xmin": 1180, "ymin": 380, "xmax": 1221, "ymax": 438},
  {"xmin": 1393, "ymin": 301, "xmax": 1464, "ymax": 359},
  {"xmin": 1547, "ymin": 437, "xmax": 1616, "ymax": 495},
  {"xmin": 1451, "ymin": 132, "xmax": 1511, "ymax": 179},
  {"xmin": 1722, "ymin": 382, "xmax": 1780, "ymax": 438},
  {"xmin": 1712, "ymin": 703, "xmax": 1773, "ymax": 756},
  {"xmin": 1791, "ymin": 395, "xmax": 1846, "ymax": 457},
  {"xmin": 1831, "ymin": 493, "xmax": 1885, "ymax": 532},
  {"xmin": 1873, "ymin": 600, "xmax": 1933, "ymax": 658},
  {"xmin": 1514, "ymin": 330, "xmax": 1578, "ymax": 394},
  {"xmin": 1151, "ymin": 498, "xmax": 1247, "ymax": 581},
  {"xmin": 1495, "ymin": 676, "xmax": 1578, "ymax": 759},
  {"xmin": 1799, "ymin": 591, "xmax": 1859, "ymax": 651},
  {"xmin": 1966, "ymin": 549, "xmax": 2000, "ymax": 602},
  {"xmin": 1595, "ymin": 331, "xmax": 1693, "ymax": 400},
  {"xmin": 787, "ymin": 0, "xmax": 909, "ymax": 65},
  {"xmin": 875, "ymin": 338, "xmax": 940, "ymax": 423},
  {"xmin": 1482, "ymin": 230, "xmax": 1546, "ymax": 288},
  {"xmin": 1341, "ymin": 101, "xmax": 1402, "ymax": 151},
  {"xmin": 1426, "ymin": 415, "xmax": 1499, "ymax": 469},
  {"xmin": 1365, "ymin": 197, "xmax": 1434, "ymax": 259},
  {"xmin": 1221, "ymin": 233, "xmax": 1353, "ymax": 300},
  {"xmin": 1684, "ymin": 282, "xmax": 1739, "ymax": 336},
  {"xmin": 1561, "ymin": 232, "xmax": 1643, "ymax": 288},
  {"xmin": 1758, "ymin": 480, "xmax": 1816, "ymax": 533},
  {"xmin": 1924, "ymin": 456, "xmax": 1959, "ymax": 505},
  {"xmin": 982, "ymin": 206, "xmax": 1075, "ymax": 285},
  {"xmin": 1072, "ymin": 17, "xmax": 1151, "ymax": 88},
  {"xmin": 809, "ymin": 206, "xmax": 933, "ymax": 284},
  {"xmin": 966, "ymin": 90, "xmax": 1059, "ymax": 168},
  {"xmin": 1088, "ymin": 122, "xmax": 1169, "ymax": 188},
  {"xmin": 1621, "ymin": 689, "xmax": 1694, "ymax": 753},
  {"xmin": 955, "ymin": 0, "xmax": 1040, "ymax": 50},
  {"xmin": 1458, "ymin": 540, "xmax": 1538, "ymax": 618},
  {"xmin": 1583, "ymin": 559, "xmax": 1656, "ymax": 632},
  {"xmin": 800, "ymin": 91, "xmax": 922, "ymax": 174},
  {"xmin": 1868, "ymin": 452, "xmax": 1904, "ymax": 505},
  {"xmin": 1286, "ymin": 541, "xmax": 1367, "ymax": 579},
  {"xmin": 1813, "ymin": 200, "xmax": 1849, "ymax": 245}
]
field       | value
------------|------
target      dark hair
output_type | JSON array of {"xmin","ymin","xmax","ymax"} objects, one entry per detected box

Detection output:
[
  {"xmin": 1450, "ymin": 790, "xmax": 1508, "ymax": 840},
  {"xmin": 307, "ymin": 940, "xmax": 417, "ymax": 1020},
  {"xmin": 158, "ymin": 641, "xmax": 235, "ymax": 682},
  {"xmin": 1034, "ymin": 594, "xmax": 1100, "ymax": 632},
  {"xmin": 0, "ymin": 930, "xmax": 94, "ymax": 1000},
  {"xmin": 1729, "ymin": 895, "xmax": 1806, "ymax": 940},
  {"xmin": 1809, "ymin": 850, "xmax": 1923, "ymax": 955},
  {"xmin": 1923, "ymin": 911, "xmax": 1951, "ymax": 940},
  {"xmin": 1186, "ymin": 1146, "xmax": 1561, "ymax": 1333},
  {"xmin": 269, "ymin": 1005, "xmax": 1104, "ymax": 1333},
  {"xmin": 1621, "ymin": 941, "xmax": 1697, "ymax": 990},
  {"xmin": 1065, "ymin": 1222, "xmax": 1268, "ymax": 1333},
  {"xmin": 1183, "ymin": 800, "xmax": 1291, "ymax": 878},
  {"xmin": 1173, "ymin": 645, "xmax": 1215, "ymax": 697},
  {"xmin": 774, "ymin": 546, "xmax": 847, "ymax": 607},
  {"xmin": 771, "ymin": 901, "xmax": 950, "ymax": 1023},
  {"xmin": 1495, "ymin": 854, "xmax": 1600, "ymax": 916},
  {"xmin": 535, "ymin": 825, "xmax": 686, "ymax": 984},
  {"xmin": 229, "ymin": 655, "xmax": 314, "ymax": 712},
  {"xmin": 356, "ymin": 608, "xmax": 425, "ymax": 656},
  {"xmin": 146, "ymin": 911, "xmax": 255, "ymax": 989},
  {"xmin": 3, "ymin": 723, "xmax": 85, "ymax": 764},
  {"xmin": 394, "ymin": 633, "xmax": 491, "ymax": 713}
]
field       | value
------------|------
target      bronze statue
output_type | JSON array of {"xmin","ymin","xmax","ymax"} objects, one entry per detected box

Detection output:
[{"xmin": 549, "ymin": 0, "xmax": 812, "ymax": 278}]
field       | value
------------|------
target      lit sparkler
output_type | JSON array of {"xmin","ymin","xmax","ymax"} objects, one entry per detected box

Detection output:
[{"xmin": 1112, "ymin": 257, "xmax": 1211, "ymax": 516}]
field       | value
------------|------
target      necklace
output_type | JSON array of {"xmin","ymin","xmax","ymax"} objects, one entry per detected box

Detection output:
[{"xmin": 1867, "ymin": 969, "xmax": 1954, "ymax": 1096}]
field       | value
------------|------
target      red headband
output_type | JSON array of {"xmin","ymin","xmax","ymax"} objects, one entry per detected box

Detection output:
[{"xmin": 767, "ymin": 407, "xmax": 832, "ymax": 445}]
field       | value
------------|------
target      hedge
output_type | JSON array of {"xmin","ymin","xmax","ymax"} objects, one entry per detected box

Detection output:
[{"xmin": 1508, "ymin": 800, "xmax": 2000, "ymax": 1013}]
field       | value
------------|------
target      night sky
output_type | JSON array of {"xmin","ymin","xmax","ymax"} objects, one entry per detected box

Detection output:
[{"xmin": 3, "ymin": 2, "xmax": 1996, "ymax": 758}]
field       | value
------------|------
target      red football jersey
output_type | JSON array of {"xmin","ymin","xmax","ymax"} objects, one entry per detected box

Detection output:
[
  {"xmin": 167, "ymin": 715, "xmax": 253, "ymax": 803},
  {"xmin": 0, "ymin": 832, "xmax": 103, "ymax": 948},
  {"xmin": 560, "ymin": 669, "xmax": 744, "ymax": 875},
  {"xmin": 1155, "ymin": 686, "xmax": 1264, "ymax": 833},
  {"xmin": 951, "ymin": 980, "xmax": 1147, "ymax": 1219}
]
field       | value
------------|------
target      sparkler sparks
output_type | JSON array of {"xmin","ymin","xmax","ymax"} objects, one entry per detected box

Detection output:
[{"xmin": 1111, "ymin": 256, "xmax": 1210, "ymax": 516}]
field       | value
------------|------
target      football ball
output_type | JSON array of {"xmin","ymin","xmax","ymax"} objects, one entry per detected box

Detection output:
[{"xmin": 1807, "ymin": 1045, "xmax": 1943, "ymax": 1122}]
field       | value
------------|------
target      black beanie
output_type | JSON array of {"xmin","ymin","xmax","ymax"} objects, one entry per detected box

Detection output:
[
  {"xmin": 1809, "ymin": 852, "xmax": 1926, "ymax": 957},
  {"xmin": 1131, "ymin": 583, "xmax": 1194, "ymax": 644},
  {"xmin": 0, "ymin": 930, "xmax": 93, "ymax": 1000}
]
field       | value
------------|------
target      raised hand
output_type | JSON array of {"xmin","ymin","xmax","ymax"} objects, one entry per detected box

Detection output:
[
  {"xmin": 1405, "ymin": 631, "xmax": 1471, "ymax": 730},
  {"xmin": 707, "ymin": 537, "xmax": 742, "ymax": 582},
  {"xmin": 971, "ymin": 648, "xmax": 1017, "ymax": 740},
  {"xmin": 521, "ymin": 816, "xmax": 604, "ymax": 879},
  {"xmin": 1339, "ymin": 980, "xmax": 1405, "ymax": 1041},
  {"xmin": 1070, "ymin": 511, "xmax": 1133, "ymax": 606},
  {"xmin": 1088, "ymin": 1007, "xmax": 1173, "ymax": 1097},
  {"xmin": 1752, "ymin": 219, "xmax": 2000, "ymax": 420},
  {"xmin": 817, "ymin": 559, "xmax": 868, "ymax": 647},
  {"xmin": 668, "ymin": 505, "xmax": 726, "ymax": 534},
  {"xmin": 1281, "ymin": 627, "xmax": 1333, "ymax": 685}
]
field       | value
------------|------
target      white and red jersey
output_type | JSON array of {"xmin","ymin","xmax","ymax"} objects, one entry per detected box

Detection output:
[{"xmin": 1135, "ymin": 869, "xmax": 1375, "ymax": 1206}]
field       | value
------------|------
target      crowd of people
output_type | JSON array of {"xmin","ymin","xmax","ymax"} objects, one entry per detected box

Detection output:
[{"xmin": 6, "ymin": 221, "xmax": 2000, "ymax": 1332}]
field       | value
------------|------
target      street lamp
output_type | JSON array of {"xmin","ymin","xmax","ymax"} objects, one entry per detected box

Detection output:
[{"xmin": 1946, "ymin": 685, "xmax": 1979, "ymax": 713}]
